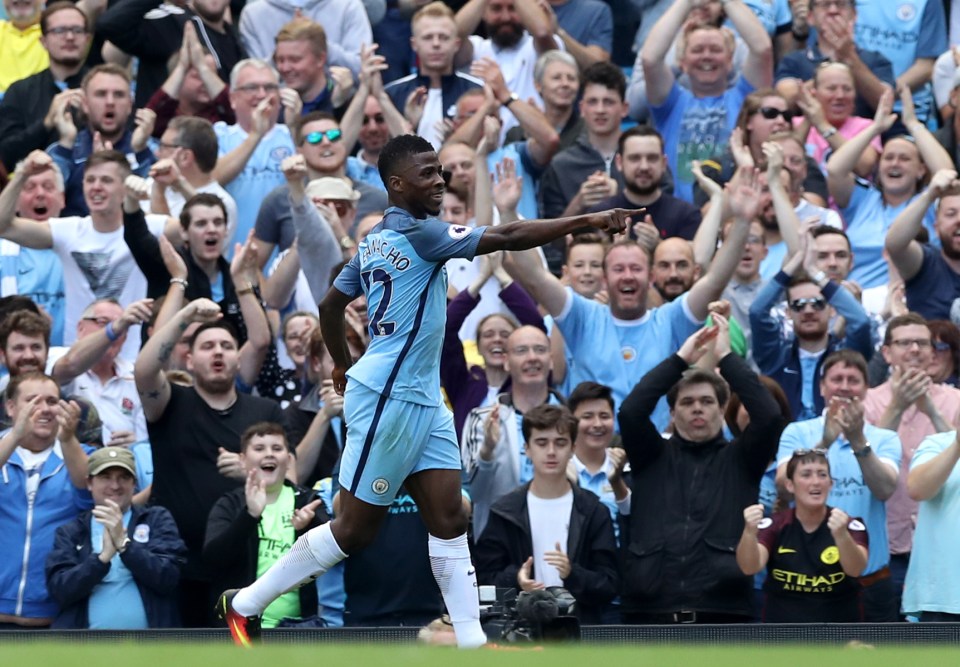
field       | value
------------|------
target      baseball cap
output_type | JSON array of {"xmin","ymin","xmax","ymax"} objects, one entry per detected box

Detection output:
[
  {"xmin": 304, "ymin": 177, "xmax": 360, "ymax": 202},
  {"xmin": 88, "ymin": 447, "xmax": 136, "ymax": 477}
]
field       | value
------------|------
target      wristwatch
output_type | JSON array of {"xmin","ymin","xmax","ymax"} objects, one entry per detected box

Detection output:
[
  {"xmin": 502, "ymin": 92, "xmax": 519, "ymax": 108},
  {"xmin": 117, "ymin": 536, "xmax": 132, "ymax": 554},
  {"xmin": 853, "ymin": 442, "xmax": 873, "ymax": 459},
  {"xmin": 340, "ymin": 235, "xmax": 356, "ymax": 250},
  {"xmin": 820, "ymin": 126, "xmax": 838, "ymax": 140}
]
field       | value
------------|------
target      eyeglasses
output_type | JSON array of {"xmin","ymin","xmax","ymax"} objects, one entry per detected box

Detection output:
[
  {"xmin": 235, "ymin": 83, "xmax": 280, "ymax": 94},
  {"xmin": 745, "ymin": 234, "xmax": 764, "ymax": 245},
  {"xmin": 304, "ymin": 129, "xmax": 342, "ymax": 145},
  {"xmin": 362, "ymin": 114, "xmax": 385, "ymax": 125},
  {"xmin": 47, "ymin": 26, "xmax": 88, "ymax": 37},
  {"xmin": 889, "ymin": 338, "xmax": 933, "ymax": 349},
  {"xmin": 788, "ymin": 297, "xmax": 827, "ymax": 312},
  {"xmin": 158, "ymin": 141, "xmax": 185, "ymax": 151},
  {"xmin": 81, "ymin": 316, "xmax": 111, "ymax": 327},
  {"xmin": 510, "ymin": 345, "xmax": 550, "ymax": 355},
  {"xmin": 934, "ymin": 341, "xmax": 952, "ymax": 353},
  {"xmin": 757, "ymin": 106, "xmax": 793, "ymax": 121}
]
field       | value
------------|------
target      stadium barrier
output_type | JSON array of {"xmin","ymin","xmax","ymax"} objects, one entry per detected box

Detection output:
[{"xmin": 2, "ymin": 624, "xmax": 960, "ymax": 645}]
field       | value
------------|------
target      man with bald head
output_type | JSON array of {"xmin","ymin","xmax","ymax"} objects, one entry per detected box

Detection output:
[
  {"xmin": 652, "ymin": 238, "xmax": 699, "ymax": 303},
  {"xmin": 462, "ymin": 324, "xmax": 564, "ymax": 537}
]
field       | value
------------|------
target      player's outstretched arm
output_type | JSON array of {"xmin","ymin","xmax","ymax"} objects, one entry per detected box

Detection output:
[
  {"xmin": 318, "ymin": 286, "xmax": 357, "ymax": 395},
  {"xmin": 476, "ymin": 208, "xmax": 639, "ymax": 255}
]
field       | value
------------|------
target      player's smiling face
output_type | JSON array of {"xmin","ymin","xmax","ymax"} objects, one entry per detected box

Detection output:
[
  {"xmin": 397, "ymin": 151, "xmax": 445, "ymax": 218},
  {"xmin": 241, "ymin": 433, "xmax": 291, "ymax": 491}
]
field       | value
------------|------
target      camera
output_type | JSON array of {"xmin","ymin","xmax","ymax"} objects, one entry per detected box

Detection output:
[{"xmin": 479, "ymin": 586, "xmax": 581, "ymax": 643}]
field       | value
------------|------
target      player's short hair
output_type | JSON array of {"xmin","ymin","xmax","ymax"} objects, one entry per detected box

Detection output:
[
  {"xmin": 80, "ymin": 297, "xmax": 120, "ymax": 320},
  {"xmin": 810, "ymin": 224, "xmax": 851, "ymax": 249},
  {"xmin": 85, "ymin": 150, "xmax": 132, "ymax": 177},
  {"xmin": 580, "ymin": 61, "xmax": 626, "ymax": 101},
  {"xmin": 883, "ymin": 313, "xmax": 930, "ymax": 346},
  {"xmin": 666, "ymin": 368, "xmax": 730, "ymax": 410},
  {"xmin": 819, "ymin": 349, "xmax": 868, "ymax": 382},
  {"xmin": 618, "ymin": 124, "xmax": 664, "ymax": 157},
  {"xmin": 240, "ymin": 421, "xmax": 289, "ymax": 453},
  {"xmin": 521, "ymin": 404, "xmax": 579, "ymax": 444},
  {"xmin": 567, "ymin": 381, "xmax": 614, "ymax": 415},
  {"xmin": 188, "ymin": 320, "xmax": 240, "ymax": 350},
  {"xmin": 169, "ymin": 116, "xmax": 219, "ymax": 173},
  {"xmin": 180, "ymin": 192, "xmax": 228, "ymax": 230},
  {"xmin": 5, "ymin": 371, "xmax": 57, "ymax": 402},
  {"xmin": 275, "ymin": 17, "xmax": 327, "ymax": 58},
  {"xmin": 378, "ymin": 134, "xmax": 437, "ymax": 186},
  {"xmin": 0, "ymin": 310, "xmax": 51, "ymax": 351}
]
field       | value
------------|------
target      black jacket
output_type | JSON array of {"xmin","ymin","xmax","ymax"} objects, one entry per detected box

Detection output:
[
  {"xmin": 203, "ymin": 481, "xmax": 328, "ymax": 619},
  {"xmin": 0, "ymin": 67, "xmax": 87, "ymax": 171},
  {"xmin": 617, "ymin": 353, "xmax": 785, "ymax": 617},
  {"xmin": 474, "ymin": 482, "xmax": 620, "ymax": 624},
  {"xmin": 45, "ymin": 505, "xmax": 186, "ymax": 628},
  {"xmin": 96, "ymin": 0, "xmax": 246, "ymax": 107}
]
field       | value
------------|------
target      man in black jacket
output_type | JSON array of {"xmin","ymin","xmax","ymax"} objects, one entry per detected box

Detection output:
[
  {"xmin": 96, "ymin": 0, "xmax": 246, "ymax": 108},
  {"xmin": 475, "ymin": 404, "xmax": 619, "ymax": 624},
  {"xmin": 618, "ymin": 315, "xmax": 784, "ymax": 623},
  {"xmin": 0, "ymin": 2, "xmax": 90, "ymax": 172}
]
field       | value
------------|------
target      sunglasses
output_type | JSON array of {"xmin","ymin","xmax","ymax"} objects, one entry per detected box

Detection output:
[
  {"xmin": 757, "ymin": 106, "xmax": 793, "ymax": 121},
  {"xmin": 788, "ymin": 297, "xmax": 827, "ymax": 312},
  {"xmin": 934, "ymin": 341, "xmax": 952, "ymax": 353},
  {"xmin": 792, "ymin": 448, "xmax": 829, "ymax": 459},
  {"xmin": 304, "ymin": 128, "xmax": 342, "ymax": 145}
]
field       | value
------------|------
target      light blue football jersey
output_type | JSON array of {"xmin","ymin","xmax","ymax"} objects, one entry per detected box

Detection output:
[{"xmin": 333, "ymin": 207, "xmax": 486, "ymax": 406}]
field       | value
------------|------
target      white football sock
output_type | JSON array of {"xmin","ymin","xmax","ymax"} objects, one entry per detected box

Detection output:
[
  {"xmin": 232, "ymin": 522, "xmax": 347, "ymax": 617},
  {"xmin": 428, "ymin": 533, "xmax": 487, "ymax": 648}
]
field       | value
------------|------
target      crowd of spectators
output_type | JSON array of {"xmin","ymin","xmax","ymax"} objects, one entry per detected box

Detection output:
[{"xmin": 3, "ymin": 0, "xmax": 960, "ymax": 630}]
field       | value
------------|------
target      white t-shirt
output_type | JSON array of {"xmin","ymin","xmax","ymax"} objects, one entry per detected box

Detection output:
[
  {"xmin": 49, "ymin": 215, "xmax": 167, "ymax": 362},
  {"xmin": 527, "ymin": 489, "xmax": 572, "ymax": 588},
  {"xmin": 15, "ymin": 444, "xmax": 57, "ymax": 500},
  {"xmin": 469, "ymin": 33, "xmax": 564, "ymax": 139},
  {"xmin": 418, "ymin": 88, "xmax": 446, "ymax": 151}
]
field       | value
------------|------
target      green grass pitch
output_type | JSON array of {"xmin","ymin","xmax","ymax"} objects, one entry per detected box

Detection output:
[{"xmin": 2, "ymin": 643, "xmax": 960, "ymax": 667}]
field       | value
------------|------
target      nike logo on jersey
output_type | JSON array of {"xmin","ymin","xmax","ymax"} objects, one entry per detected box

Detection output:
[{"xmin": 778, "ymin": 547, "xmax": 797, "ymax": 554}]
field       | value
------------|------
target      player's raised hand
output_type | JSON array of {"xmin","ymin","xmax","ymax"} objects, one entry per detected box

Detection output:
[
  {"xmin": 131, "ymin": 108, "xmax": 157, "ymax": 152},
  {"xmin": 159, "ymin": 234, "xmax": 188, "ymax": 280},
  {"xmin": 331, "ymin": 366, "xmax": 348, "ymax": 396},
  {"xmin": 589, "ymin": 208, "xmax": 646, "ymax": 235},
  {"xmin": 187, "ymin": 298, "xmax": 222, "ymax": 323},
  {"xmin": 676, "ymin": 322, "xmax": 720, "ymax": 365},
  {"xmin": 244, "ymin": 467, "xmax": 267, "ymax": 518}
]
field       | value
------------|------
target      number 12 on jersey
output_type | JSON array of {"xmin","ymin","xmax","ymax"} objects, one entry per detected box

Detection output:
[{"xmin": 360, "ymin": 268, "xmax": 396, "ymax": 337}]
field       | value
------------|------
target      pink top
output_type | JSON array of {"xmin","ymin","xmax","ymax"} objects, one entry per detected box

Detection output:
[
  {"xmin": 863, "ymin": 381, "xmax": 960, "ymax": 554},
  {"xmin": 795, "ymin": 116, "xmax": 883, "ymax": 171}
]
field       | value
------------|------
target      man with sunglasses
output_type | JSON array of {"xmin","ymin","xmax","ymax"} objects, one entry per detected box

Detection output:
[
  {"xmin": 863, "ymin": 313, "xmax": 960, "ymax": 618},
  {"xmin": 750, "ymin": 226, "xmax": 872, "ymax": 422},
  {"xmin": 775, "ymin": 349, "xmax": 902, "ymax": 622},
  {"xmin": 775, "ymin": 0, "xmax": 895, "ymax": 118},
  {"xmin": 253, "ymin": 111, "xmax": 387, "ymax": 269}
]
